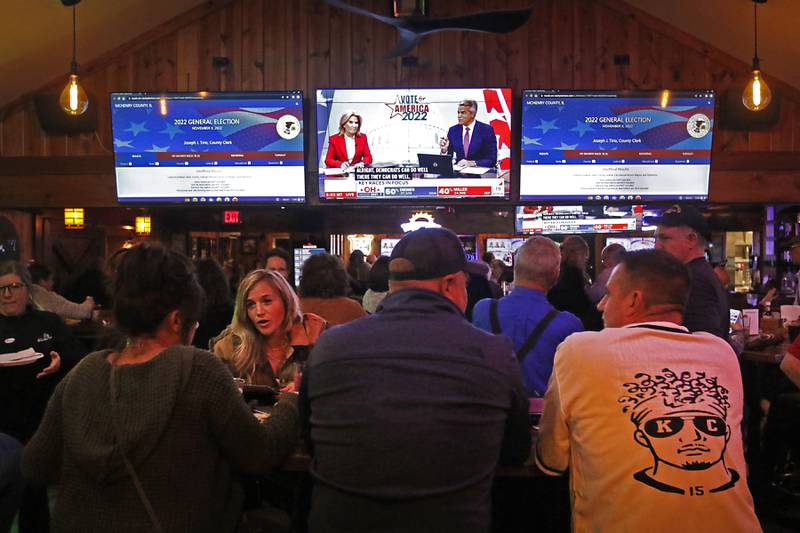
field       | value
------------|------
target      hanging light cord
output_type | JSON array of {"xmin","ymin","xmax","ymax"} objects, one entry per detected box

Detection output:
[
  {"xmin": 752, "ymin": 1, "xmax": 760, "ymax": 68},
  {"xmin": 71, "ymin": 5, "xmax": 78, "ymax": 74}
]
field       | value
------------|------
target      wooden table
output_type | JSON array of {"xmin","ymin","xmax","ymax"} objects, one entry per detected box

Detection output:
[{"xmin": 742, "ymin": 342, "xmax": 787, "ymax": 365}]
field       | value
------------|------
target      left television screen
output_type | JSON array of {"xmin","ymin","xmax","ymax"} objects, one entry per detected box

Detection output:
[
  {"xmin": 111, "ymin": 91, "xmax": 306, "ymax": 204},
  {"xmin": 316, "ymin": 88, "xmax": 512, "ymax": 201}
]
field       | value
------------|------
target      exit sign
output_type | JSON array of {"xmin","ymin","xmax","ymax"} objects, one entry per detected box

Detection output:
[{"xmin": 224, "ymin": 211, "xmax": 240, "ymax": 224}]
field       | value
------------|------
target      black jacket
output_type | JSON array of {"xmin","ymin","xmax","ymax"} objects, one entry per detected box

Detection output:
[
  {"xmin": 300, "ymin": 288, "xmax": 530, "ymax": 533},
  {"xmin": 0, "ymin": 309, "xmax": 84, "ymax": 441}
]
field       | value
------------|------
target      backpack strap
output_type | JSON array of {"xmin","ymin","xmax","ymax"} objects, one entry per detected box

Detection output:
[
  {"xmin": 516, "ymin": 309, "xmax": 560, "ymax": 363},
  {"xmin": 109, "ymin": 368, "xmax": 165, "ymax": 533},
  {"xmin": 489, "ymin": 299, "xmax": 501, "ymax": 334}
]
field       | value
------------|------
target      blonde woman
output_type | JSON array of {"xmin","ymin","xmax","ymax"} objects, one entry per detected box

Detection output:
[
  {"xmin": 324, "ymin": 110, "xmax": 373, "ymax": 171},
  {"xmin": 212, "ymin": 270, "xmax": 326, "ymax": 390}
]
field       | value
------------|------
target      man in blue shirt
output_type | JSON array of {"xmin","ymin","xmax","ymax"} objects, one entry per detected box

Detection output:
[{"xmin": 473, "ymin": 236, "xmax": 583, "ymax": 396}]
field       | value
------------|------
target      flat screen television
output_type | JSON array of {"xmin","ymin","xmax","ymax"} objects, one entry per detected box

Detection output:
[
  {"xmin": 515, "ymin": 205, "xmax": 639, "ymax": 235},
  {"xmin": 520, "ymin": 90, "xmax": 714, "ymax": 201},
  {"xmin": 316, "ymin": 88, "xmax": 512, "ymax": 200},
  {"xmin": 293, "ymin": 246, "xmax": 326, "ymax": 287},
  {"xmin": 485, "ymin": 237, "xmax": 526, "ymax": 266},
  {"xmin": 110, "ymin": 91, "xmax": 305, "ymax": 203},
  {"xmin": 458, "ymin": 235, "xmax": 478, "ymax": 261},
  {"xmin": 379, "ymin": 238, "xmax": 401, "ymax": 257},
  {"xmin": 605, "ymin": 237, "xmax": 656, "ymax": 251}
]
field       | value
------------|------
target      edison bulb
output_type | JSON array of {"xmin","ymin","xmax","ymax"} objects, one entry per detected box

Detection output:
[
  {"xmin": 742, "ymin": 69, "xmax": 772, "ymax": 111},
  {"xmin": 59, "ymin": 74, "xmax": 89, "ymax": 115}
]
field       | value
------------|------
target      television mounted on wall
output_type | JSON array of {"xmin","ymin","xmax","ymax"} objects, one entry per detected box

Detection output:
[
  {"xmin": 110, "ymin": 91, "xmax": 306, "ymax": 203},
  {"xmin": 316, "ymin": 87, "xmax": 512, "ymax": 201},
  {"xmin": 520, "ymin": 89, "xmax": 714, "ymax": 201}
]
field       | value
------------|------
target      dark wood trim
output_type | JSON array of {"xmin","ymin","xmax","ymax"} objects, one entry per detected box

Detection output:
[
  {"xmin": 709, "ymin": 170, "xmax": 800, "ymax": 202},
  {"xmin": 712, "ymin": 151, "xmax": 800, "ymax": 171},
  {"xmin": 0, "ymin": 156, "xmax": 113, "ymax": 176},
  {"xmin": 0, "ymin": 174, "xmax": 116, "ymax": 207}
]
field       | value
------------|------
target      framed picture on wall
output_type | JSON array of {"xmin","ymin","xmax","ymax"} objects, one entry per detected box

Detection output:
[{"xmin": 241, "ymin": 237, "xmax": 258, "ymax": 255}]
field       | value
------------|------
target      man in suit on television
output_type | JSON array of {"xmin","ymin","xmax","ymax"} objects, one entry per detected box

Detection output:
[{"xmin": 439, "ymin": 99, "xmax": 497, "ymax": 169}]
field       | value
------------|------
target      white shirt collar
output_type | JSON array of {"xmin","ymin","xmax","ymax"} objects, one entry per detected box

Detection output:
[{"xmin": 622, "ymin": 321, "xmax": 689, "ymax": 332}]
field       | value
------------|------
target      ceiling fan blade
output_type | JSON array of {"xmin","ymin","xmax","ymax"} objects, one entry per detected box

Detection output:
[
  {"xmin": 385, "ymin": 29, "xmax": 424, "ymax": 58},
  {"xmin": 324, "ymin": 0, "xmax": 399, "ymax": 27},
  {"xmin": 404, "ymin": 7, "xmax": 533, "ymax": 35}
]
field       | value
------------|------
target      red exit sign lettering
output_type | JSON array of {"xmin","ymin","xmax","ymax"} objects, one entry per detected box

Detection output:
[{"xmin": 224, "ymin": 210, "xmax": 240, "ymax": 224}]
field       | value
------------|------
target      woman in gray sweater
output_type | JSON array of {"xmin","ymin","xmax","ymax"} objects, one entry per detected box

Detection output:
[{"xmin": 22, "ymin": 242, "xmax": 300, "ymax": 533}]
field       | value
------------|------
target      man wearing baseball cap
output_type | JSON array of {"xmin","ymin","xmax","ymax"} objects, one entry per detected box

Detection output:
[
  {"xmin": 654, "ymin": 204, "xmax": 729, "ymax": 340},
  {"xmin": 299, "ymin": 227, "xmax": 530, "ymax": 533}
]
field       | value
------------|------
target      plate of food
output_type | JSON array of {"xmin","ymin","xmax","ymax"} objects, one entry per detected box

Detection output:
[{"xmin": 0, "ymin": 348, "xmax": 44, "ymax": 367}]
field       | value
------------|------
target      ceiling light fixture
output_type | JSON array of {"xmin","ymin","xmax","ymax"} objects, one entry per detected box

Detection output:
[
  {"xmin": 742, "ymin": 0, "xmax": 771, "ymax": 111},
  {"xmin": 59, "ymin": 0, "xmax": 89, "ymax": 116}
]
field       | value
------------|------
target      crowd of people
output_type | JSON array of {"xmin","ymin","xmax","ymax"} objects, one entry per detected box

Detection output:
[{"xmin": 0, "ymin": 203, "xmax": 798, "ymax": 532}]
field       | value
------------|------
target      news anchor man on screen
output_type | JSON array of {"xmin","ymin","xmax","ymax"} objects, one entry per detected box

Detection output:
[
  {"xmin": 439, "ymin": 99, "xmax": 497, "ymax": 169},
  {"xmin": 325, "ymin": 110, "xmax": 373, "ymax": 171}
]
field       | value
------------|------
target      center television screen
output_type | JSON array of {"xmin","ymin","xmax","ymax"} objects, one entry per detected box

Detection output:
[
  {"xmin": 520, "ymin": 90, "xmax": 714, "ymax": 201},
  {"xmin": 111, "ymin": 91, "xmax": 305, "ymax": 203},
  {"xmin": 316, "ymin": 88, "xmax": 512, "ymax": 200}
]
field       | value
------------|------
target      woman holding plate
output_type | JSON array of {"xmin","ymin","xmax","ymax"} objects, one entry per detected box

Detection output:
[{"xmin": 0, "ymin": 260, "xmax": 81, "ymax": 532}]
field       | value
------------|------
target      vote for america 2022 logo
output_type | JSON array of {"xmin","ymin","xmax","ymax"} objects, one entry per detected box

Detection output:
[{"xmin": 385, "ymin": 94, "xmax": 429, "ymax": 121}]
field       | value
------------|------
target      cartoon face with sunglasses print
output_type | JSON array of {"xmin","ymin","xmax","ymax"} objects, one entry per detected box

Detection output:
[{"xmin": 620, "ymin": 369, "xmax": 739, "ymax": 495}]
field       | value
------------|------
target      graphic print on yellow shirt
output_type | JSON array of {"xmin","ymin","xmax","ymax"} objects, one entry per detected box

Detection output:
[{"xmin": 619, "ymin": 368, "xmax": 739, "ymax": 496}]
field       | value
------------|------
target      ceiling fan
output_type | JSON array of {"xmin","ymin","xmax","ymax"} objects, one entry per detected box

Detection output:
[{"xmin": 325, "ymin": 0, "xmax": 534, "ymax": 58}]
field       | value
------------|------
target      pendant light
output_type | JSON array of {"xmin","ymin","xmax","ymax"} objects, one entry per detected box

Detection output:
[
  {"xmin": 59, "ymin": 0, "xmax": 89, "ymax": 116},
  {"xmin": 742, "ymin": 0, "xmax": 771, "ymax": 111}
]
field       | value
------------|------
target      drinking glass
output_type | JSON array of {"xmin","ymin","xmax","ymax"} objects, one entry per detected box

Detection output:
[
  {"xmin": 746, "ymin": 292, "xmax": 758, "ymax": 308},
  {"xmin": 277, "ymin": 361, "xmax": 304, "ymax": 390},
  {"xmin": 741, "ymin": 314, "xmax": 752, "ymax": 335}
]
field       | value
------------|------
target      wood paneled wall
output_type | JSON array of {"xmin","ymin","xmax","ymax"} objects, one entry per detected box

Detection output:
[
  {"xmin": 1, "ymin": 0, "xmax": 799, "ymax": 205},
  {"xmin": 0, "ymin": 210, "xmax": 33, "ymax": 262}
]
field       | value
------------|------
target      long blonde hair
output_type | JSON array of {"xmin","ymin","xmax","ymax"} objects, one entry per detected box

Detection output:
[{"xmin": 230, "ymin": 269, "xmax": 303, "ymax": 379}]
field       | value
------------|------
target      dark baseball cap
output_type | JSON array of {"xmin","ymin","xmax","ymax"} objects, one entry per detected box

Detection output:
[
  {"xmin": 654, "ymin": 204, "xmax": 711, "ymax": 241},
  {"xmin": 389, "ymin": 227, "xmax": 467, "ymax": 281}
]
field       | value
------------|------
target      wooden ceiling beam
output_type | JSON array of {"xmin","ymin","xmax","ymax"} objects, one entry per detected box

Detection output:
[{"xmin": 0, "ymin": 155, "xmax": 112, "ymax": 176}]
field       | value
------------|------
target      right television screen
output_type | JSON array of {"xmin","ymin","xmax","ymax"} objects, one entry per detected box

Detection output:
[{"xmin": 520, "ymin": 90, "xmax": 714, "ymax": 201}]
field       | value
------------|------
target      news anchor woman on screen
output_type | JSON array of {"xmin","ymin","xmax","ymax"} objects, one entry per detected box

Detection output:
[
  {"xmin": 440, "ymin": 99, "xmax": 497, "ymax": 168},
  {"xmin": 324, "ymin": 111, "xmax": 373, "ymax": 171}
]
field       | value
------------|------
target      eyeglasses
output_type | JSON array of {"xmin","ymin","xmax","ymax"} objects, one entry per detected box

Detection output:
[
  {"xmin": 643, "ymin": 415, "xmax": 726, "ymax": 438},
  {"xmin": 0, "ymin": 282, "xmax": 26, "ymax": 295}
]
